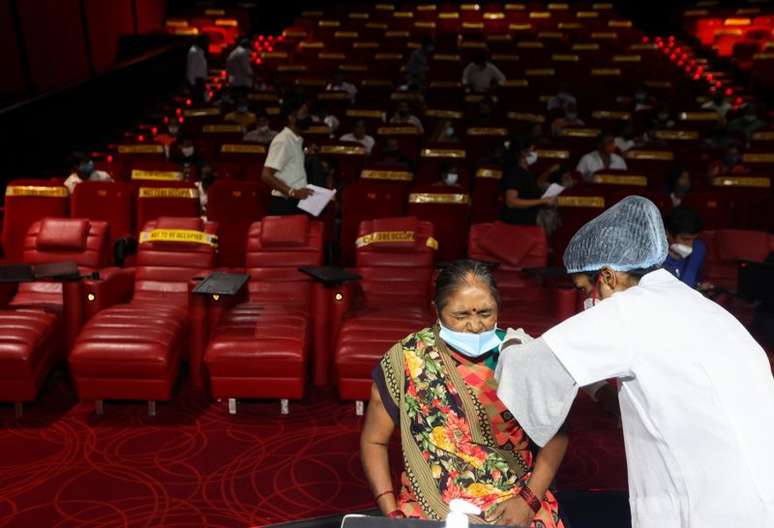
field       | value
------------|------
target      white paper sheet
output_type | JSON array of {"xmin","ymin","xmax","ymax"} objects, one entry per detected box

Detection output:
[
  {"xmin": 297, "ymin": 185, "xmax": 336, "ymax": 217},
  {"xmin": 541, "ymin": 183, "xmax": 566, "ymax": 199}
]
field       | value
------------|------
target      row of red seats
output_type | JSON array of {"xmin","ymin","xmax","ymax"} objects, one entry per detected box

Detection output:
[{"xmin": 2, "ymin": 213, "xmax": 771, "ymax": 416}]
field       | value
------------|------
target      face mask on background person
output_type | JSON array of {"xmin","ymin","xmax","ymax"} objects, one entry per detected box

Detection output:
[
  {"xmin": 438, "ymin": 322, "xmax": 502, "ymax": 358},
  {"xmin": 181, "ymin": 146, "xmax": 195, "ymax": 158},
  {"xmin": 446, "ymin": 126, "xmax": 455, "ymax": 137},
  {"xmin": 443, "ymin": 172, "xmax": 459, "ymax": 186},
  {"xmin": 670, "ymin": 243, "xmax": 693, "ymax": 259},
  {"xmin": 78, "ymin": 160, "xmax": 95, "ymax": 176},
  {"xmin": 168, "ymin": 125, "xmax": 180, "ymax": 135},
  {"xmin": 525, "ymin": 151, "xmax": 538, "ymax": 166}
]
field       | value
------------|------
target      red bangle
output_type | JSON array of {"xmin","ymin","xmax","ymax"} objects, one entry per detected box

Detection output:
[
  {"xmin": 375, "ymin": 490, "xmax": 394, "ymax": 502},
  {"xmin": 518, "ymin": 485, "xmax": 542, "ymax": 514},
  {"xmin": 387, "ymin": 510, "xmax": 405, "ymax": 519}
]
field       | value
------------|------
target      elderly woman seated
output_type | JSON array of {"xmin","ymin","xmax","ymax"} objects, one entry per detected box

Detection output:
[{"xmin": 360, "ymin": 260, "xmax": 568, "ymax": 527}]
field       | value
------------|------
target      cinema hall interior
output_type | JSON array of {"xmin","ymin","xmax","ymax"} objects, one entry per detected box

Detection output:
[{"xmin": 2, "ymin": 0, "xmax": 774, "ymax": 526}]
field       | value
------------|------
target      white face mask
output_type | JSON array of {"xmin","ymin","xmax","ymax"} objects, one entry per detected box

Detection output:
[
  {"xmin": 181, "ymin": 146, "xmax": 194, "ymax": 157},
  {"xmin": 525, "ymin": 151, "xmax": 538, "ymax": 166},
  {"xmin": 671, "ymin": 242, "xmax": 693, "ymax": 259},
  {"xmin": 443, "ymin": 172, "xmax": 459, "ymax": 185},
  {"xmin": 445, "ymin": 127, "xmax": 455, "ymax": 137},
  {"xmin": 439, "ymin": 322, "xmax": 502, "ymax": 358}
]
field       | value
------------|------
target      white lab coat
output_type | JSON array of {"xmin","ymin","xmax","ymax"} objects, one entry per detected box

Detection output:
[{"xmin": 497, "ymin": 269, "xmax": 774, "ymax": 527}]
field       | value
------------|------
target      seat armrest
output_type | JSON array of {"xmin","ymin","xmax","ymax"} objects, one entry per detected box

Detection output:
[
  {"xmin": 83, "ymin": 267, "xmax": 135, "ymax": 320},
  {"xmin": 192, "ymin": 271, "xmax": 249, "ymax": 296},
  {"xmin": 299, "ymin": 266, "xmax": 362, "ymax": 287}
]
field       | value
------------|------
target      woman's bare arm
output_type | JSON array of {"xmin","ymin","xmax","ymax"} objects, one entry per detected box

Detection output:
[{"xmin": 360, "ymin": 384, "xmax": 398, "ymax": 514}]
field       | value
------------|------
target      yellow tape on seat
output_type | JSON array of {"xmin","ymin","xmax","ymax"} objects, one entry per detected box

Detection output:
[
  {"xmin": 138, "ymin": 187, "xmax": 199, "ymax": 199},
  {"xmin": 118, "ymin": 144, "xmax": 164, "ymax": 154},
  {"xmin": 5, "ymin": 185, "xmax": 68, "ymax": 198},
  {"xmin": 476, "ymin": 168, "xmax": 503, "ymax": 179},
  {"xmin": 408, "ymin": 193, "xmax": 470, "ymax": 204},
  {"xmin": 221, "ymin": 144, "xmax": 267, "ymax": 154},
  {"xmin": 361, "ymin": 170, "xmax": 413, "ymax": 181},
  {"xmin": 131, "ymin": 170, "xmax": 183, "ymax": 181},
  {"xmin": 139, "ymin": 229, "xmax": 217, "ymax": 246},
  {"xmin": 355, "ymin": 230, "xmax": 414, "ymax": 247},
  {"xmin": 593, "ymin": 174, "xmax": 648, "ymax": 186},
  {"xmin": 420, "ymin": 149, "xmax": 466, "ymax": 159},
  {"xmin": 558, "ymin": 196, "xmax": 605, "ymax": 207},
  {"xmin": 712, "ymin": 177, "xmax": 770, "ymax": 188}
]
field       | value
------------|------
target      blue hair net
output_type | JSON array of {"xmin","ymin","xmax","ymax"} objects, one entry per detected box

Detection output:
[{"xmin": 563, "ymin": 195, "xmax": 668, "ymax": 274}]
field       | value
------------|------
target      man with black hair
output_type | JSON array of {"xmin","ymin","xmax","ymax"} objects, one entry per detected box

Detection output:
[
  {"xmin": 261, "ymin": 98, "xmax": 314, "ymax": 215},
  {"xmin": 662, "ymin": 207, "xmax": 707, "ymax": 289}
]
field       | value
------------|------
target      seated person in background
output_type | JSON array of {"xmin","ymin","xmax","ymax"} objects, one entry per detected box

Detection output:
[
  {"xmin": 325, "ymin": 72, "xmax": 358, "ymax": 103},
  {"xmin": 243, "ymin": 110, "xmax": 278, "ymax": 144},
  {"xmin": 500, "ymin": 136, "xmax": 557, "ymax": 225},
  {"xmin": 196, "ymin": 165, "xmax": 216, "ymax": 218},
  {"xmin": 666, "ymin": 167, "xmax": 692, "ymax": 207},
  {"xmin": 155, "ymin": 121, "xmax": 182, "ymax": 158},
  {"xmin": 389, "ymin": 101, "xmax": 424, "ymax": 133},
  {"xmin": 650, "ymin": 105, "xmax": 676, "ymax": 129},
  {"xmin": 662, "ymin": 207, "xmax": 707, "ymax": 289},
  {"xmin": 614, "ymin": 122, "xmax": 642, "ymax": 153},
  {"xmin": 171, "ymin": 138, "xmax": 205, "ymax": 181},
  {"xmin": 64, "ymin": 152, "xmax": 113, "ymax": 193},
  {"xmin": 728, "ymin": 104, "xmax": 767, "ymax": 142},
  {"xmin": 701, "ymin": 93, "xmax": 733, "ymax": 123},
  {"xmin": 310, "ymin": 102, "xmax": 341, "ymax": 134},
  {"xmin": 576, "ymin": 133, "xmax": 628, "ymax": 182},
  {"xmin": 551, "ymin": 102, "xmax": 585, "ymax": 137},
  {"xmin": 632, "ymin": 85, "xmax": 657, "ymax": 112},
  {"xmin": 395, "ymin": 77, "xmax": 427, "ymax": 111},
  {"xmin": 224, "ymin": 100, "xmax": 257, "ymax": 128},
  {"xmin": 429, "ymin": 119, "xmax": 461, "ymax": 144},
  {"xmin": 707, "ymin": 145, "xmax": 750, "ymax": 178},
  {"xmin": 546, "ymin": 83, "xmax": 576, "ymax": 112},
  {"xmin": 462, "ymin": 51, "xmax": 506, "ymax": 93},
  {"xmin": 432, "ymin": 161, "xmax": 464, "ymax": 188},
  {"xmin": 371, "ymin": 138, "xmax": 415, "ymax": 171},
  {"xmin": 340, "ymin": 119, "xmax": 375, "ymax": 154}
]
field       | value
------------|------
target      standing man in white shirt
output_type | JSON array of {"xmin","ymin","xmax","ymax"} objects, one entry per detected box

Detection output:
[
  {"xmin": 226, "ymin": 38, "xmax": 254, "ymax": 100},
  {"xmin": 575, "ymin": 132, "xmax": 628, "ymax": 182},
  {"xmin": 462, "ymin": 51, "xmax": 506, "ymax": 93},
  {"xmin": 186, "ymin": 37, "xmax": 208, "ymax": 104},
  {"xmin": 261, "ymin": 98, "xmax": 315, "ymax": 215},
  {"xmin": 496, "ymin": 196, "xmax": 774, "ymax": 527}
]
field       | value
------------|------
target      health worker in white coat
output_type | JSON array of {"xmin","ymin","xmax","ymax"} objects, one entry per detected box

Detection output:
[{"xmin": 496, "ymin": 195, "xmax": 774, "ymax": 527}]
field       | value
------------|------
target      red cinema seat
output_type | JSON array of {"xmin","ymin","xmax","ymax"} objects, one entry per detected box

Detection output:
[
  {"xmin": 552, "ymin": 191, "xmax": 609, "ymax": 260},
  {"xmin": 135, "ymin": 182, "xmax": 201, "ymax": 234},
  {"xmin": 701, "ymin": 229, "xmax": 774, "ymax": 290},
  {"xmin": 417, "ymin": 147, "xmax": 468, "ymax": 185},
  {"xmin": 339, "ymin": 182, "xmax": 408, "ymax": 265},
  {"xmin": 204, "ymin": 216, "xmax": 324, "ymax": 413},
  {"xmin": 468, "ymin": 222, "xmax": 576, "ymax": 335},
  {"xmin": 116, "ymin": 144, "xmax": 167, "ymax": 181},
  {"xmin": 471, "ymin": 166, "xmax": 504, "ymax": 223},
  {"xmin": 206, "ymin": 181, "xmax": 266, "ymax": 267},
  {"xmin": 2, "ymin": 181, "xmax": 69, "ymax": 263},
  {"xmin": 407, "ymin": 185, "xmax": 471, "ymax": 262},
  {"xmin": 69, "ymin": 217, "xmax": 217, "ymax": 413},
  {"xmin": 334, "ymin": 217, "xmax": 436, "ymax": 408},
  {"xmin": 319, "ymin": 143, "xmax": 368, "ymax": 184},
  {"xmin": 0, "ymin": 218, "xmax": 109, "ymax": 411},
  {"xmin": 217, "ymin": 143, "xmax": 268, "ymax": 181},
  {"xmin": 71, "ymin": 182, "xmax": 134, "ymax": 251}
]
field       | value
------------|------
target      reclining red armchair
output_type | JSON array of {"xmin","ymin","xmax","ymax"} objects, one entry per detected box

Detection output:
[
  {"xmin": 204, "ymin": 215, "xmax": 325, "ymax": 415},
  {"xmin": 0, "ymin": 218, "xmax": 110, "ymax": 415},
  {"xmin": 333, "ymin": 217, "xmax": 437, "ymax": 413},
  {"xmin": 69, "ymin": 217, "xmax": 217, "ymax": 415},
  {"xmin": 468, "ymin": 222, "xmax": 579, "ymax": 336}
]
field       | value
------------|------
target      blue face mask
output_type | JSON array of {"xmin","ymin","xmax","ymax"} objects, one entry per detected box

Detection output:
[{"xmin": 439, "ymin": 322, "xmax": 502, "ymax": 358}]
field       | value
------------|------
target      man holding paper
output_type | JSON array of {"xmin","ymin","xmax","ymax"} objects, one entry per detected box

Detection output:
[
  {"xmin": 499, "ymin": 136, "xmax": 559, "ymax": 226},
  {"xmin": 262, "ymin": 98, "xmax": 316, "ymax": 215}
]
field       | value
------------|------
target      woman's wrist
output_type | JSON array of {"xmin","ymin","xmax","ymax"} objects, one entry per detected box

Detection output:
[{"xmin": 518, "ymin": 484, "xmax": 542, "ymax": 514}]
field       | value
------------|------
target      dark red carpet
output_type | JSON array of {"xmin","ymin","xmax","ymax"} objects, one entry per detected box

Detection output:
[{"xmin": 0, "ymin": 371, "xmax": 625, "ymax": 527}]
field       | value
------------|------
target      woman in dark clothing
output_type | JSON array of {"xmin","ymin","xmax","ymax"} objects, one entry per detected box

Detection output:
[{"xmin": 499, "ymin": 136, "xmax": 556, "ymax": 225}]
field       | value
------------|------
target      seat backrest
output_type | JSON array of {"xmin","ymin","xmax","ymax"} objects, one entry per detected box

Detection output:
[
  {"xmin": 468, "ymin": 222, "xmax": 548, "ymax": 269},
  {"xmin": 355, "ymin": 216, "xmax": 436, "ymax": 306},
  {"xmin": 340, "ymin": 182, "xmax": 408, "ymax": 265},
  {"xmin": 701, "ymin": 229, "xmax": 774, "ymax": 289},
  {"xmin": 207, "ymin": 180, "xmax": 266, "ymax": 267},
  {"xmin": 135, "ymin": 182, "xmax": 201, "ymax": 233},
  {"xmin": 134, "ymin": 217, "xmax": 218, "ymax": 305},
  {"xmin": 2, "ymin": 180, "xmax": 69, "ymax": 262},
  {"xmin": 11, "ymin": 218, "xmax": 110, "ymax": 309},
  {"xmin": 71, "ymin": 181, "xmax": 134, "ymax": 245},
  {"xmin": 244, "ymin": 215, "xmax": 324, "ymax": 305},
  {"xmin": 407, "ymin": 184, "xmax": 472, "ymax": 262}
]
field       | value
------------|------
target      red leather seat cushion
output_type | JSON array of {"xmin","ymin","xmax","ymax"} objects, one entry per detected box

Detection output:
[
  {"xmin": 70, "ymin": 303, "xmax": 188, "ymax": 380},
  {"xmin": 336, "ymin": 306, "xmax": 431, "ymax": 379},
  {"xmin": 260, "ymin": 215, "xmax": 310, "ymax": 247},
  {"xmin": 0, "ymin": 309, "xmax": 59, "ymax": 379}
]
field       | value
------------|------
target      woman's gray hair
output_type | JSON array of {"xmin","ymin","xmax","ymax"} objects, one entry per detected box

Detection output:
[{"xmin": 433, "ymin": 260, "xmax": 500, "ymax": 311}]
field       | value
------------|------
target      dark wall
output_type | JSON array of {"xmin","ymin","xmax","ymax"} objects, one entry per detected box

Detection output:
[{"xmin": 0, "ymin": 0, "xmax": 168, "ymax": 105}]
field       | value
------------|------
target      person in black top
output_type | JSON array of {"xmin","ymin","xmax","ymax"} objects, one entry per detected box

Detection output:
[{"xmin": 499, "ymin": 136, "xmax": 556, "ymax": 225}]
